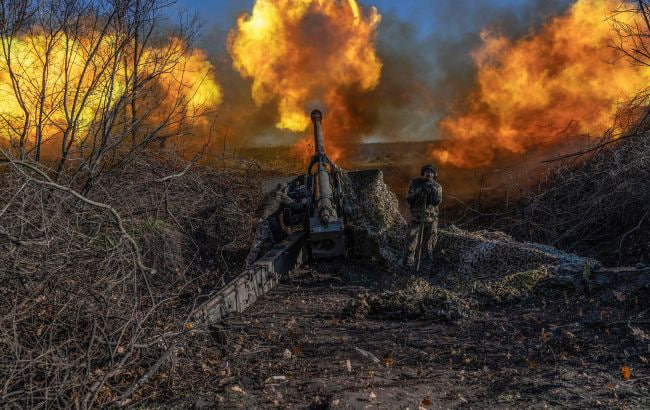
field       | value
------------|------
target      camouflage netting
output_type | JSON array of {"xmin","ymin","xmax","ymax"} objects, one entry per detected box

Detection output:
[
  {"xmin": 343, "ymin": 169, "xmax": 406, "ymax": 265},
  {"xmin": 344, "ymin": 277, "xmax": 477, "ymax": 322},
  {"xmin": 469, "ymin": 267, "xmax": 552, "ymax": 305},
  {"xmin": 433, "ymin": 226, "xmax": 600, "ymax": 278},
  {"xmin": 343, "ymin": 171, "xmax": 606, "ymax": 321},
  {"xmin": 487, "ymin": 129, "xmax": 650, "ymax": 265},
  {"xmin": 343, "ymin": 168, "xmax": 599, "ymax": 280}
]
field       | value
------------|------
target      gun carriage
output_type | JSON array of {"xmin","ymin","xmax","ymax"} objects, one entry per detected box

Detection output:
[{"xmin": 198, "ymin": 110, "xmax": 371, "ymax": 322}]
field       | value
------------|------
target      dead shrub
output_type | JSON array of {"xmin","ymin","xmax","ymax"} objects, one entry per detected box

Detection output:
[{"xmin": 0, "ymin": 153, "xmax": 260, "ymax": 407}]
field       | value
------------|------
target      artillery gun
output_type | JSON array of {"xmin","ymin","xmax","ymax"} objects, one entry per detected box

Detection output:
[
  {"xmin": 304, "ymin": 109, "xmax": 348, "ymax": 258},
  {"xmin": 197, "ymin": 110, "xmax": 384, "ymax": 322}
]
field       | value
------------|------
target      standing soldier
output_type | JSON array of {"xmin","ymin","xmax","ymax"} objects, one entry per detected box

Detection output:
[
  {"xmin": 403, "ymin": 164, "xmax": 443, "ymax": 273},
  {"xmin": 245, "ymin": 182, "xmax": 296, "ymax": 268}
]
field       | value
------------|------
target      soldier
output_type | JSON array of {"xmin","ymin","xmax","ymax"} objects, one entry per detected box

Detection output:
[
  {"xmin": 245, "ymin": 182, "xmax": 296, "ymax": 268},
  {"xmin": 403, "ymin": 164, "xmax": 443, "ymax": 273}
]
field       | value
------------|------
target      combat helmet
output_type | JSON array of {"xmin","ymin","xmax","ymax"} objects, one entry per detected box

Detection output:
[{"xmin": 420, "ymin": 164, "xmax": 438, "ymax": 177}]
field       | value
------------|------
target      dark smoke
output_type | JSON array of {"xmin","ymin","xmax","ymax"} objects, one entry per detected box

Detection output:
[
  {"xmin": 355, "ymin": 0, "xmax": 574, "ymax": 144},
  {"xmin": 344, "ymin": 0, "xmax": 574, "ymax": 201},
  {"xmin": 197, "ymin": 23, "xmax": 294, "ymax": 153},
  {"xmin": 196, "ymin": 1, "xmax": 571, "ymax": 153},
  {"xmin": 194, "ymin": 0, "xmax": 574, "ymax": 203}
]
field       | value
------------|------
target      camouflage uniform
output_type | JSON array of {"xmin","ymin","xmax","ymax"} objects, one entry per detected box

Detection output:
[
  {"xmin": 245, "ymin": 186, "xmax": 295, "ymax": 267},
  {"xmin": 404, "ymin": 177, "xmax": 443, "ymax": 273}
]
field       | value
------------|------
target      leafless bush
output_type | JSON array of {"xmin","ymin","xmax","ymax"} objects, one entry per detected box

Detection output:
[
  {"xmin": 0, "ymin": 152, "xmax": 260, "ymax": 407},
  {"xmin": 516, "ymin": 127, "xmax": 650, "ymax": 263},
  {"xmin": 610, "ymin": 0, "xmax": 650, "ymax": 67},
  {"xmin": 454, "ymin": 115, "xmax": 650, "ymax": 265},
  {"xmin": 0, "ymin": 0, "xmax": 259, "ymax": 406}
]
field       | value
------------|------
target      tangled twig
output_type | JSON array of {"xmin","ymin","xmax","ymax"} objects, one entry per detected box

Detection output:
[{"xmin": 0, "ymin": 153, "xmax": 262, "ymax": 407}]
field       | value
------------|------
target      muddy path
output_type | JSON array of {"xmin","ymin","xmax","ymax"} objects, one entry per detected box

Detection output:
[{"xmin": 191, "ymin": 262, "xmax": 650, "ymax": 409}]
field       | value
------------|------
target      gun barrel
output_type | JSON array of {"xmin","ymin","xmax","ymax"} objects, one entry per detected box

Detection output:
[
  {"xmin": 310, "ymin": 109, "xmax": 337, "ymax": 224},
  {"xmin": 311, "ymin": 109, "xmax": 325, "ymax": 156}
]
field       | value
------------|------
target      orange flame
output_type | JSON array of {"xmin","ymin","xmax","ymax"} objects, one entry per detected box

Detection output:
[
  {"xmin": 158, "ymin": 40, "xmax": 223, "ymax": 121},
  {"xmin": 289, "ymin": 136, "xmax": 342, "ymax": 164},
  {"xmin": 433, "ymin": 0, "xmax": 650, "ymax": 168},
  {"xmin": 0, "ymin": 33, "xmax": 221, "ymax": 147},
  {"xmin": 289, "ymin": 138, "xmax": 314, "ymax": 164},
  {"xmin": 228, "ymin": 0, "xmax": 382, "ymax": 156}
]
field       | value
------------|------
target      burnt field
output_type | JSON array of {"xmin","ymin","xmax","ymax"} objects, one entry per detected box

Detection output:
[
  {"xmin": 1, "ymin": 148, "xmax": 648, "ymax": 408},
  {"xmin": 172, "ymin": 261, "xmax": 649, "ymax": 408}
]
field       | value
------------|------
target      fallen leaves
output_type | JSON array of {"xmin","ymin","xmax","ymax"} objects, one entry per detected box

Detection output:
[
  {"xmin": 629, "ymin": 326, "xmax": 650, "ymax": 342},
  {"xmin": 264, "ymin": 375, "xmax": 287, "ymax": 385},
  {"xmin": 563, "ymin": 330, "xmax": 576, "ymax": 338},
  {"xmin": 514, "ymin": 330, "xmax": 526, "ymax": 341},
  {"xmin": 613, "ymin": 290, "xmax": 627, "ymax": 302},
  {"xmin": 229, "ymin": 385, "xmax": 245, "ymax": 395},
  {"xmin": 444, "ymin": 391, "xmax": 467, "ymax": 403},
  {"xmin": 383, "ymin": 351, "xmax": 394, "ymax": 367},
  {"xmin": 219, "ymin": 362, "xmax": 231, "ymax": 378},
  {"xmin": 621, "ymin": 365, "xmax": 631, "ymax": 381}
]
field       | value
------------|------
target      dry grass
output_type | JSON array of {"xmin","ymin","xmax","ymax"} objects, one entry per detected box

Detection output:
[{"xmin": 0, "ymin": 153, "xmax": 262, "ymax": 407}]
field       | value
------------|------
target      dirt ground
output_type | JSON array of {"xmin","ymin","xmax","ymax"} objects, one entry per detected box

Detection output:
[{"xmin": 167, "ymin": 262, "xmax": 649, "ymax": 409}]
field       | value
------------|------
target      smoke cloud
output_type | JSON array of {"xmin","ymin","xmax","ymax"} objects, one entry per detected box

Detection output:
[{"xmin": 196, "ymin": 0, "xmax": 572, "ymax": 158}]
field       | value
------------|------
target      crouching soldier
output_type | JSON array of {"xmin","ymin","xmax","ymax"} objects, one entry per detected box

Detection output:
[
  {"xmin": 245, "ymin": 182, "xmax": 296, "ymax": 268},
  {"xmin": 403, "ymin": 164, "xmax": 443, "ymax": 273}
]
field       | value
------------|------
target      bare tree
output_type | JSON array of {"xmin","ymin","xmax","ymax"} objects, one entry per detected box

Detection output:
[
  {"xmin": 610, "ymin": 1, "xmax": 650, "ymax": 66},
  {"xmin": 0, "ymin": 0, "xmax": 212, "ymax": 191},
  {"xmin": 0, "ymin": 1, "xmax": 230, "ymax": 407}
]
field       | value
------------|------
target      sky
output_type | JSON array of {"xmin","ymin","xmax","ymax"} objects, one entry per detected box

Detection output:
[{"xmin": 175, "ymin": 0, "xmax": 571, "ymax": 40}]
